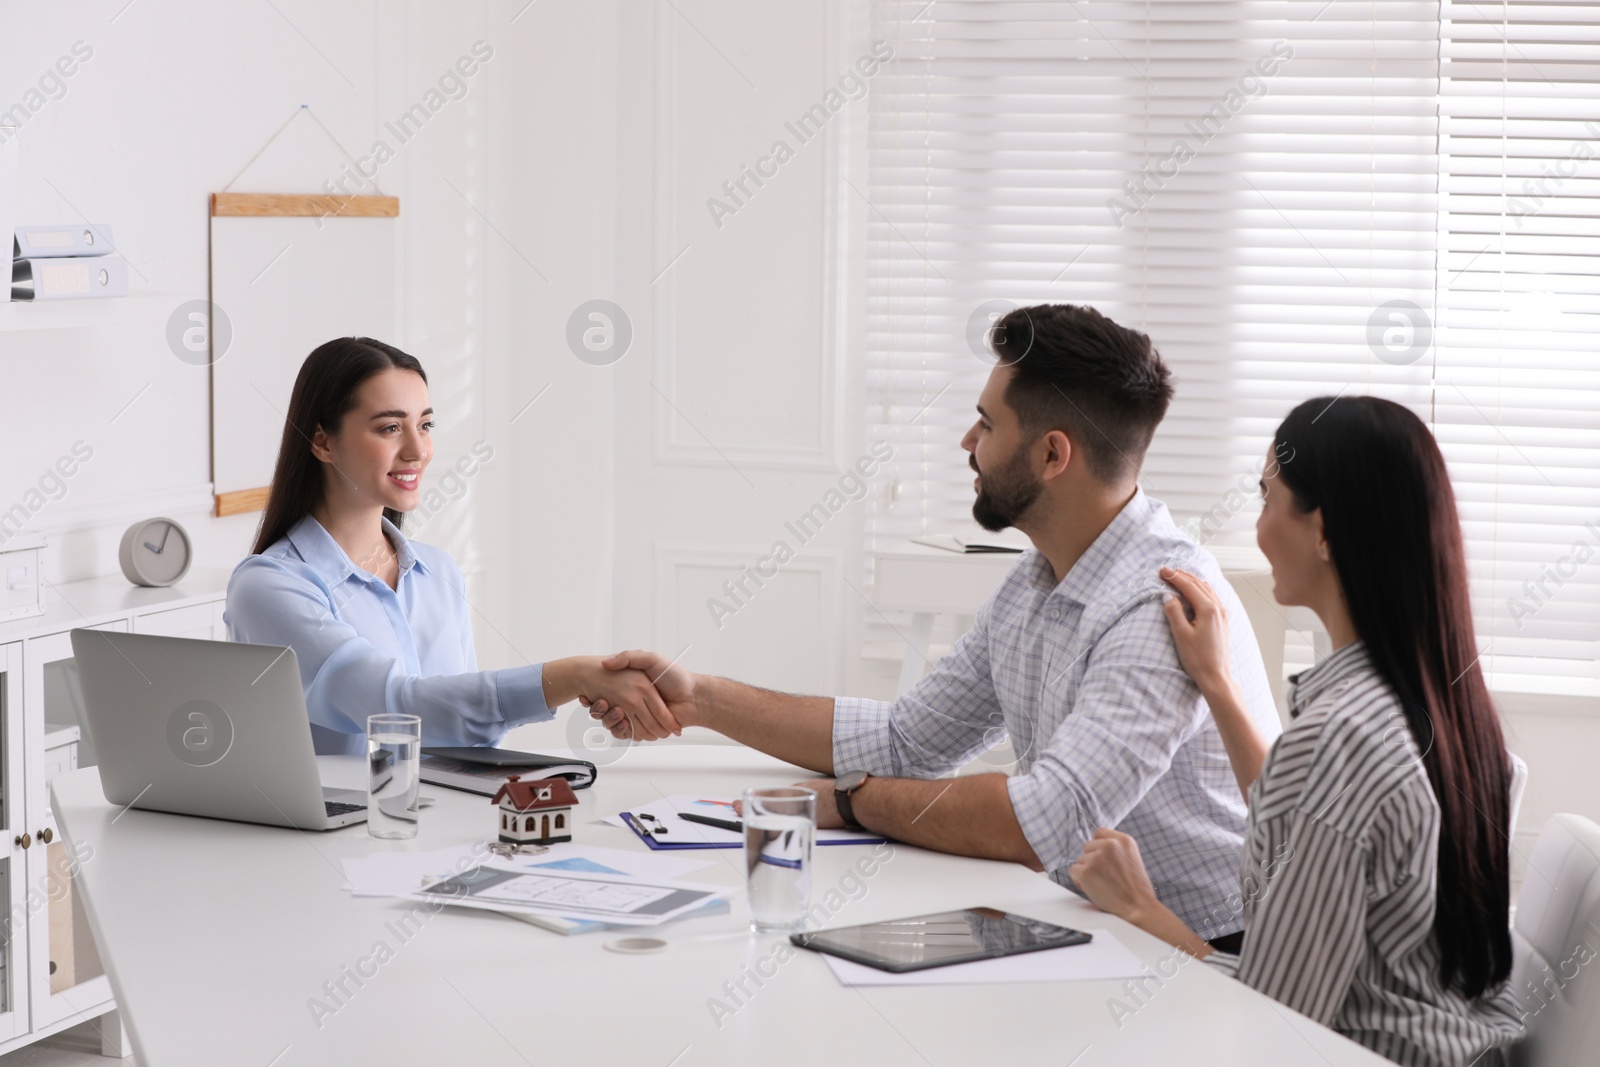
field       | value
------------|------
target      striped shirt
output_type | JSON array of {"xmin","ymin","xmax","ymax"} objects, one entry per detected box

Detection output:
[
  {"xmin": 1205, "ymin": 642, "xmax": 1524, "ymax": 1066},
  {"xmin": 834, "ymin": 489, "xmax": 1282, "ymax": 940}
]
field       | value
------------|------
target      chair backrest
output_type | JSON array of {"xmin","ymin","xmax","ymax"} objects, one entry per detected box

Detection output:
[
  {"xmin": 1508, "ymin": 752, "xmax": 1529, "ymax": 839},
  {"xmin": 1220, "ymin": 566, "xmax": 1288, "ymax": 725},
  {"xmin": 1508, "ymin": 813, "xmax": 1600, "ymax": 1066}
]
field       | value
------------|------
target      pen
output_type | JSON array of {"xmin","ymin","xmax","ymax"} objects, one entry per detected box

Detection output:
[{"xmin": 678, "ymin": 811, "xmax": 743, "ymax": 833}]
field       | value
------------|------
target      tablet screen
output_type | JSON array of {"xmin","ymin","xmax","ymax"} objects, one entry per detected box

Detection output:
[{"xmin": 791, "ymin": 908, "xmax": 1091, "ymax": 972}]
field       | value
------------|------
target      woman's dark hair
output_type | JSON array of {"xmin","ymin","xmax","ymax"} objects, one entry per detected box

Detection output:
[
  {"xmin": 250, "ymin": 337, "xmax": 427, "ymax": 556},
  {"xmin": 1273, "ymin": 395, "xmax": 1511, "ymax": 998}
]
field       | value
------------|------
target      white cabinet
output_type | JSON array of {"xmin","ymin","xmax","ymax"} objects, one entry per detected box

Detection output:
[
  {"xmin": 133, "ymin": 603, "xmax": 225, "ymax": 642},
  {"xmin": 23, "ymin": 627, "xmax": 115, "ymax": 1035},
  {"xmin": 0, "ymin": 569, "xmax": 228, "ymax": 1057},
  {"xmin": 0, "ymin": 643, "xmax": 31, "ymax": 1045}
]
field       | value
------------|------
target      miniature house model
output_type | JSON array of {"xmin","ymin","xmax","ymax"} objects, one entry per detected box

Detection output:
[{"xmin": 491, "ymin": 774, "xmax": 578, "ymax": 845}]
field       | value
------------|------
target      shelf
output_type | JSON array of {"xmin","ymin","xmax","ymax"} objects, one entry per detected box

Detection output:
[
  {"xmin": 0, "ymin": 292, "xmax": 196, "ymax": 333},
  {"xmin": 0, "ymin": 566, "xmax": 232, "ymax": 643}
]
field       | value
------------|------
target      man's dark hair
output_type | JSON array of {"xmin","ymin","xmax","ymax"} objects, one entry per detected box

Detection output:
[{"xmin": 990, "ymin": 303, "xmax": 1173, "ymax": 484}]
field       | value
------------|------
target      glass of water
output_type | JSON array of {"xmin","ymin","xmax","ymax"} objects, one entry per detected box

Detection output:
[
  {"xmin": 367, "ymin": 714, "xmax": 421, "ymax": 840},
  {"xmin": 743, "ymin": 786, "xmax": 816, "ymax": 931}
]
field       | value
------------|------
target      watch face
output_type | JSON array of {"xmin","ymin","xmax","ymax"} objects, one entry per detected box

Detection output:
[
  {"xmin": 835, "ymin": 770, "xmax": 869, "ymax": 792},
  {"xmin": 131, "ymin": 519, "xmax": 191, "ymax": 586}
]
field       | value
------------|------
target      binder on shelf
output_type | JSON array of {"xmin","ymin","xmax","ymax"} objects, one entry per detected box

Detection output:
[
  {"xmin": 14, "ymin": 224, "xmax": 115, "ymax": 259},
  {"xmin": 12, "ymin": 255, "xmax": 128, "ymax": 301}
]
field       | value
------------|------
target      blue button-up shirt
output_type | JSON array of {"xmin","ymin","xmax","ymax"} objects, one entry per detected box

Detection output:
[
  {"xmin": 224, "ymin": 514, "xmax": 552, "ymax": 755},
  {"xmin": 833, "ymin": 489, "xmax": 1283, "ymax": 940}
]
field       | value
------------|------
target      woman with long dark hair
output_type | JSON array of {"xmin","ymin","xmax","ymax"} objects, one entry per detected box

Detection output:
[
  {"xmin": 225, "ymin": 337, "xmax": 677, "ymax": 755},
  {"xmin": 1070, "ymin": 396, "xmax": 1523, "ymax": 1065}
]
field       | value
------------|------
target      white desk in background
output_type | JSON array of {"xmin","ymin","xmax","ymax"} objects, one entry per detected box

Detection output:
[
  {"xmin": 874, "ymin": 541, "xmax": 1323, "ymax": 718},
  {"xmin": 52, "ymin": 746, "xmax": 1387, "ymax": 1066},
  {"xmin": 872, "ymin": 541, "xmax": 1017, "ymax": 694}
]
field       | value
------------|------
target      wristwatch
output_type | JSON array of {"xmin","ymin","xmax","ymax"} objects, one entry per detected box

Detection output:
[{"xmin": 833, "ymin": 770, "xmax": 871, "ymax": 831}]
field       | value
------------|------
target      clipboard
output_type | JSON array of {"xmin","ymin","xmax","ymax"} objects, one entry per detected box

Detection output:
[{"xmin": 613, "ymin": 794, "xmax": 889, "ymax": 850}]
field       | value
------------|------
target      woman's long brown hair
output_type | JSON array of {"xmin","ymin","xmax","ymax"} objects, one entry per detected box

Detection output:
[
  {"xmin": 250, "ymin": 337, "xmax": 427, "ymax": 556},
  {"xmin": 1274, "ymin": 395, "xmax": 1512, "ymax": 998}
]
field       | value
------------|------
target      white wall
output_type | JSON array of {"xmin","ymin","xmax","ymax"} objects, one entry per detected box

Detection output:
[
  {"xmin": 608, "ymin": 0, "xmax": 871, "ymax": 689},
  {"xmin": 506, "ymin": 0, "xmax": 895, "ymax": 756},
  {"xmin": 4, "ymin": 2, "xmax": 1591, "ymax": 847},
  {"xmin": 0, "ymin": 0, "xmax": 886, "ymax": 764},
  {"xmin": 0, "ymin": 1, "xmax": 619, "ymax": 705}
]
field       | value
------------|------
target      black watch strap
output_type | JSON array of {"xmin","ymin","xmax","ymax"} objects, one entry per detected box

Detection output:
[
  {"xmin": 834, "ymin": 771, "xmax": 869, "ymax": 831},
  {"xmin": 835, "ymin": 791, "xmax": 862, "ymax": 832}
]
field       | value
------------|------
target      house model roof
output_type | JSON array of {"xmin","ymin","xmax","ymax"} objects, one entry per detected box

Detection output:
[{"xmin": 490, "ymin": 774, "xmax": 578, "ymax": 812}]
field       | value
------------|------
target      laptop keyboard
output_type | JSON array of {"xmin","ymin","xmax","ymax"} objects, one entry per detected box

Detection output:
[{"xmin": 325, "ymin": 800, "xmax": 365, "ymax": 817}]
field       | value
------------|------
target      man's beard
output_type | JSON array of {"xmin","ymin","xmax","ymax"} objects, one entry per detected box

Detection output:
[{"xmin": 971, "ymin": 447, "xmax": 1042, "ymax": 532}]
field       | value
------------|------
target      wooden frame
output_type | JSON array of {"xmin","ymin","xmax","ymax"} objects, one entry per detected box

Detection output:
[
  {"xmin": 207, "ymin": 193, "xmax": 400, "ymax": 517},
  {"xmin": 210, "ymin": 193, "xmax": 399, "ymax": 218},
  {"xmin": 214, "ymin": 487, "xmax": 271, "ymax": 518}
]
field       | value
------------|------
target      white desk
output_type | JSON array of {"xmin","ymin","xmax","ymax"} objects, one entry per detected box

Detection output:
[
  {"xmin": 52, "ymin": 747, "xmax": 1386, "ymax": 1066},
  {"xmin": 873, "ymin": 543, "xmax": 1019, "ymax": 693}
]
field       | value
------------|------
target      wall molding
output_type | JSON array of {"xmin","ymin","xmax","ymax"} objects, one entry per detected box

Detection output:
[
  {"xmin": 654, "ymin": 540, "xmax": 843, "ymax": 691},
  {"xmin": 649, "ymin": 2, "xmax": 847, "ymax": 473}
]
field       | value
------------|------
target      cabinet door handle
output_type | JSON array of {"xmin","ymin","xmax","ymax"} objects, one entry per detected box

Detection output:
[
  {"xmin": 14, "ymin": 833, "xmax": 30, "ymax": 850},
  {"xmin": 37, "ymin": 828, "xmax": 52, "ymax": 844}
]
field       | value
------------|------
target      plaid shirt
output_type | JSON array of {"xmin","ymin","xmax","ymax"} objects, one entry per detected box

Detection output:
[{"xmin": 834, "ymin": 489, "xmax": 1281, "ymax": 939}]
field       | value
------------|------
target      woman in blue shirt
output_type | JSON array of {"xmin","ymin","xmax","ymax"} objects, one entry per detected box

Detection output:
[{"xmin": 225, "ymin": 336, "xmax": 677, "ymax": 756}]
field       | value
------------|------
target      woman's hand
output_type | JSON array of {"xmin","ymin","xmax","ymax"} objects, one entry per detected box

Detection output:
[
  {"xmin": 1068, "ymin": 828, "xmax": 1162, "ymax": 924},
  {"xmin": 1069, "ymin": 828, "xmax": 1214, "ymax": 959},
  {"xmin": 1161, "ymin": 568, "xmax": 1272, "ymax": 798},
  {"xmin": 1160, "ymin": 567, "xmax": 1234, "ymax": 696},
  {"xmin": 579, "ymin": 662, "xmax": 680, "ymax": 741},
  {"xmin": 579, "ymin": 649, "xmax": 701, "ymax": 741},
  {"xmin": 545, "ymin": 656, "xmax": 679, "ymax": 741}
]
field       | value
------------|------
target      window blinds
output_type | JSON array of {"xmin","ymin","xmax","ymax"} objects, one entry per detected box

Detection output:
[
  {"xmin": 1438, "ymin": 0, "xmax": 1600, "ymax": 693},
  {"xmin": 865, "ymin": 0, "xmax": 1600, "ymax": 694}
]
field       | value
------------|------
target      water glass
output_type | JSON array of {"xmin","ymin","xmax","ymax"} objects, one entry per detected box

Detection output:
[
  {"xmin": 743, "ymin": 786, "xmax": 816, "ymax": 931},
  {"xmin": 367, "ymin": 714, "xmax": 421, "ymax": 840}
]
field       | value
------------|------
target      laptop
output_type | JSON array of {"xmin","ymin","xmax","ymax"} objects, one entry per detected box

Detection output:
[{"xmin": 70, "ymin": 629, "xmax": 368, "ymax": 830}]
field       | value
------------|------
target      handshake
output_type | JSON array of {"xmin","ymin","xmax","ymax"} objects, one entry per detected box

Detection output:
[{"xmin": 560, "ymin": 650, "xmax": 698, "ymax": 742}]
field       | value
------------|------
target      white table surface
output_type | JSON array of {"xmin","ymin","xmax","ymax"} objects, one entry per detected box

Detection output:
[{"xmin": 52, "ymin": 746, "xmax": 1388, "ymax": 1067}]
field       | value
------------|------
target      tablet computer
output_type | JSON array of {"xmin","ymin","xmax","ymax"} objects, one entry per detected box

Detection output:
[{"xmin": 790, "ymin": 907, "xmax": 1092, "ymax": 973}]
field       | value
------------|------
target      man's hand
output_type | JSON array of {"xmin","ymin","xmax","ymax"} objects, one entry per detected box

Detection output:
[
  {"xmin": 730, "ymin": 778, "xmax": 843, "ymax": 829},
  {"xmin": 582, "ymin": 649, "xmax": 701, "ymax": 740},
  {"xmin": 545, "ymin": 655, "xmax": 679, "ymax": 741},
  {"xmin": 797, "ymin": 778, "xmax": 844, "ymax": 828},
  {"xmin": 580, "ymin": 664, "xmax": 680, "ymax": 741}
]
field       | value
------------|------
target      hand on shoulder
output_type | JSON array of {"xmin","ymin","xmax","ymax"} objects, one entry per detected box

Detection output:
[{"xmin": 1160, "ymin": 567, "xmax": 1234, "ymax": 695}]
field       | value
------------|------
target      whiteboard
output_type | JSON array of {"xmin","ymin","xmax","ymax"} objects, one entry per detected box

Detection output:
[{"xmin": 210, "ymin": 207, "xmax": 399, "ymax": 508}]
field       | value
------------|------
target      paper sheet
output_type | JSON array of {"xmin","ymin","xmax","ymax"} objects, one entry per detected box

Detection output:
[
  {"xmin": 514, "ymin": 843, "xmax": 718, "ymax": 881},
  {"xmin": 342, "ymin": 842, "xmax": 718, "ymax": 897},
  {"xmin": 342, "ymin": 842, "xmax": 491, "ymax": 897},
  {"xmin": 819, "ymin": 929, "xmax": 1150, "ymax": 986},
  {"xmin": 407, "ymin": 863, "xmax": 731, "ymax": 926}
]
